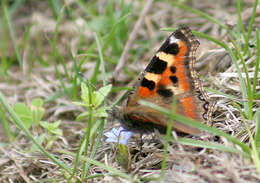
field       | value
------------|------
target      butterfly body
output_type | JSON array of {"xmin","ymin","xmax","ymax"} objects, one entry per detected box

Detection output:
[{"xmin": 115, "ymin": 26, "xmax": 215, "ymax": 135}]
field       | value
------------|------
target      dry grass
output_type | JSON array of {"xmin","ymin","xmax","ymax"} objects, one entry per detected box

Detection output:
[{"xmin": 0, "ymin": 0, "xmax": 260, "ymax": 182}]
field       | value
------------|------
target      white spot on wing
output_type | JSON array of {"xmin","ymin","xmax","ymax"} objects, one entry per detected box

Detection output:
[{"xmin": 169, "ymin": 36, "xmax": 179, "ymax": 44}]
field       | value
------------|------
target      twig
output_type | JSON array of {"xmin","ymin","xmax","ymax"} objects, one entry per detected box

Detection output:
[{"xmin": 113, "ymin": 0, "xmax": 154, "ymax": 78}]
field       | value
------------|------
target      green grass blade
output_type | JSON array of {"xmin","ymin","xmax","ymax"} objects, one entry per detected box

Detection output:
[
  {"xmin": 49, "ymin": 7, "xmax": 71, "ymax": 98},
  {"xmin": 175, "ymin": 114, "xmax": 250, "ymax": 154},
  {"xmin": 255, "ymin": 109, "xmax": 260, "ymax": 147},
  {"xmin": 230, "ymin": 38, "xmax": 252, "ymax": 119},
  {"xmin": 171, "ymin": 1, "xmax": 235, "ymax": 37},
  {"xmin": 253, "ymin": 29, "xmax": 260, "ymax": 97},
  {"xmin": 81, "ymin": 81, "xmax": 94, "ymax": 180},
  {"xmin": 241, "ymin": 109, "xmax": 260, "ymax": 175},
  {"xmin": 49, "ymin": 39, "xmax": 71, "ymax": 97},
  {"xmin": 58, "ymin": 149, "xmax": 133, "ymax": 181},
  {"xmin": 6, "ymin": 0, "xmax": 25, "ymax": 16},
  {"xmin": 160, "ymin": 98, "xmax": 176, "ymax": 179},
  {"xmin": 177, "ymin": 138, "xmax": 249, "ymax": 158},
  {"xmin": 94, "ymin": 33, "xmax": 107, "ymax": 86},
  {"xmin": 70, "ymin": 48, "xmax": 81, "ymax": 101},
  {"xmin": 1, "ymin": 0, "xmax": 8, "ymax": 75},
  {"xmin": 102, "ymin": 13, "xmax": 130, "ymax": 52},
  {"xmin": 236, "ymin": 0, "xmax": 246, "ymax": 46},
  {"xmin": 75, "ymin": 0, "xmax": 97, "ymax": 17},
  {"xmin": 207, "ymin": 88, "xmax": 243, "ymax": 104},
  {"xmin": 255, "ymin": 93, "xmax": 260, "ymax": 100},
  {"xmin": 84, "ymin": 119, "xmax": 105, "ymax": 180},
  {"xmin": 162, "ymin": 28, "xmax": 229, "ymax": 49},
  {"xmin": 69, "ymin": 133, "xmax": 84, "ymax": 182},
  {"xmin": 90, "ymin": 39, "xmax": 101, "ymax": 85},
  {"xmin": 69, "ymin": 119, "xmax": 105, "ymax": 181},
  {"xmin": 48, "ymin": 0, "xmax": 62, "ymax": 19},
  {"xmin": 3, "ymin": 1, "xmax": 23, "ymax": 70},
  {"xmin": 243, "ymin": 0, "xmax": 259, "ymax": 55},
  {"xmin": 84, "ymin": 157, "xmax": 133, "ymax": 181},
  {"xmin": 44, "ymin": 89, "xmax": 66, "ymax": 104},
  {"xmin": 0, "ymin": 105, "xmax": 14, "ymax": 142}
]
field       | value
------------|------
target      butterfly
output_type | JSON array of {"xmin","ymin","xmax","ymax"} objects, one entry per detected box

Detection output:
[{"xmin": 113, "ymin": 26, "xmax": 215, "ymax": 135}]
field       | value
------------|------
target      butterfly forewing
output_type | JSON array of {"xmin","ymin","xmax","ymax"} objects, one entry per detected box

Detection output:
[{"xmin": 121, "ymin": 26, "xmax": 215, "ymax": 135}]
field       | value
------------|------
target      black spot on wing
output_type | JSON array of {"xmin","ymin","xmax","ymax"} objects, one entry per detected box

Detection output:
[
  {"xmin": 159, "ymin": 40, "xmax": 179, "ymax": 55},
  {"xmin": 141, "ymin": 77, "xmax": 155, "ymax": 91},
  {"xmin": 146, "ymin": 56, "xmax": 167, "ymax": 74},
  {"xmin": 157, "ymin": 85, "xmax": 173, "ymax": 98},
  {"xmin": 170, "ymin": 76, "xmax": 178, "ymax": 84},
  {"xmin": 174, "ymin": 30, "xmax": 185, "ymax": 40},
  {"xmin": 170, "ymin": 66, "xmax": 177, "ymax": 73}
]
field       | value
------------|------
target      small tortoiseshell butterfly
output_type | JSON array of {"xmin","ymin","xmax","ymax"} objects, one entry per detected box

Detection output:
[{"xmin": 113, "ymin": 26, "xmax": 215, "ymax": 135}]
